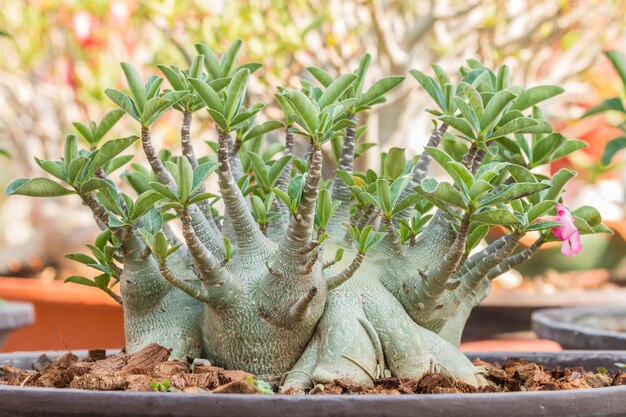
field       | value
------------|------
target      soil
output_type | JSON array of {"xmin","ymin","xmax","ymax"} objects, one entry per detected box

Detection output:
[{"xmin": 1, "ymin": 344, "xmax": 624, "ymax": 395}]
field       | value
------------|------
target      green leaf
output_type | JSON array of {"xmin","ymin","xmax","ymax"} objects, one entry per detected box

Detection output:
[
  {"xmin": 207, "ymin": 108, "xmax": 229, "ymax": 131},
  {"xmin": 526, "ymin": 220, "xmax": 561, "ymax": 231},
  {"xmin": 283, "ymin": 90, "xmax": 320, "ymax": 135},
  {"xmin": 64, "ymin": 276, "xmax": 97, "ymax": 287},
  {"xmin": 439, "ymin": 115, "xmax": 475, "ymax": 139},
  {"xmin": 488, "ymin": 118, "xmax": 538, "ymax": 140},
  {"xmin": 132, "ymin": 191, "xmax": 164, "ymax": 220},
  {"xmin": 460, "ymin": 82, "xmax": 484, "ymax": 119},
  {"xmin": 65, "ymin": 253, "xmax": 97, "ymax": 265},
  {"xmin": 478, "ymin": 182, "xmax": 549, "ymax": 207},
  {"xmin": 606, "ymin": 50, "xmax": 626, "ymax": 89},
  {"xmin": 306, "ymin": 66, "xmax": 333, "ymax": 87},
  {"xmin": 250, "ymin": 195, "xmax": 267, "ymax": 222},
  {"xmin": 142, "ymin": 208, "xmax": 163, "ymax": 233},
  {"xmin": 188, "ymin": 192, "xmax": 216, "ymax": 205},
  {"xmin": 64, "ymin": 134, "xmax": 78, "ymax": 172},
  {"xmin": 192, "ymin": 162, "xmax": 219, "ymax": 193},
  {"xmin": 244, "ymin": 120, "xmax": 284, "ymax": 141},
  {"xmin": 376, "ymin": 179, "xmax": 392, "ymax": 216},
  {"xmin": 73, "ymin": 122, "xmax": 94, "ymax": 144},
  {"xmin": 358, "ymin": 76, "xmax": 405, "ymax": 107},
  {"xmin": 544, "ymin": 168, "xmax": 576, "ymax": 201},
  {"xmin": 157, "ymin": 64, "xmax": 187, "ymax": 91},
  {"xmin": 150, "ymin": 182, "xmax": 179, "ymax": 202},
  {"xmin": 415, "ymin": 178, "xmax": 467, "ymax": 209},
  {"xmin": 469, "ymin": 179, "xmax": 494, "ymax": 202},
  {"xmin": 472, "ymin": 209, "xmax": 521, "ymax": 225},
  {"xmin": 194, "ymin": 43, "xmax": 222, "ymax": 79},
  {"xmin": 318, "ymin": 74, "xmax": 357, "ymax": 109},
  {"xmin": 141, "ymin": 97, "xmax": 171, "ymax": 126},
  {"xmin": 601, "ymin": 136, "xmax": 626, "ymax": 165},
  {"xmin": 550, "ymin": 139, "xmax": 589, "ymax": 162},
  {"xmin": 120, "ymin": 62, "xmax": 147, "ymax": 111},
  {"xmin": 105, "ymin": 89, "xmax": 139, "ymax": 120},
  {"xmin": 531, "ymin": 133, "xmax": 567, "ymax": 166},
  {"xmin": 527, "ymin": 200, "xmax": 557, "ymax": 222},
  {"xmin": 95, "ymin": 109, "xmax": 125, "ymax": 142},
  {"xmin": 6, "ymin": 178, "xmax": 75, "ymax": 197},
  {"xmin": 248, "ymin": 152, "xmax": 270, "ymax": 188},
  {"xmin": 510, "ymin": 86, "xmax": 564, "ymax": 111},
  {"xmin": 268, "ymin": 155, "xmax": 292, "ymax": 185},
  {"xmin": 480, "ymin": 90, "xmax": 517, "ymax": 133},
  {"xmin": 172, "ymin": 159, "xmax": 190, "ymax": 204},
  {"xmin": 446, "ymin": 161, "xmax": 474, "ymax": 191},
  {"xmin": 572, "ymin": 206, "xmax": 602, "ymax": 227},
  {"xmin": 466, "ymin": 224, "xmax": 490, "ymax": 253},
  {"xmin": 581, "ymin": 97, "xmax": 625, "ymax": 118},
  {"xmin": 409, "ymin": 70, "xmax": 445, "ymax": 111},
  {"xmin": 354, "ymin": 53, "xmax": 372, "ymax": 96},
  {"xmin": 222, "ymin": 39, "xmax": 242, "ymax": 76},
  {"xmin": 79, "ymin": 178, "xmax": 110, "ymax": 193},
  {"xmin": 34, "ymin": 158, "xmax": 66, "ymax": 181},
  {"xmin": 188, "ymin": 78, "xmax": 222, "ymax": 112},
  {"xmin": 224, "ymin": 68, "xmax": 250, "ymax": 121},
  {"xmin": 87, "ymin": 135, "xmax": 139, "ymax": 177},
  {"xmin": 384, "ymin": 147, "xmax": 406, "ymax": 180}
]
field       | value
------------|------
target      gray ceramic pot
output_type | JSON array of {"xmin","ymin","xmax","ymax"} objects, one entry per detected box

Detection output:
[
  {"xmin": 1, "ymin": 350, "xmax": 626, "ymax": 417},
  {"xmin": 532, "ymin": 307, "xmax": 626, "ymax": 349},
  {"xmin": 0, "ymin": 301, "xmax": 35, "ymax": 348}
]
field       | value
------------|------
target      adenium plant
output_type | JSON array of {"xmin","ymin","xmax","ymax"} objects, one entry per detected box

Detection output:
[{"xmin": 5, "ymin": 41, "xmax": 610, "ymax": 390}]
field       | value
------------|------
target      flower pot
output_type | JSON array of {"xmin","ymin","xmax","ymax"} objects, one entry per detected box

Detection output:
[
  {"xmin": 0, "ymin": 301, "xmax": 34, "ymax": 349},
  {"xmin": 0, "ymin": 277, "xmax": 123, "ymax": 352},
  {"xmin": 532, "ymin": 307, "xmax": 626, "ymax": 349},
  {"xmin": 1, "ymin": 350, "xmax": 625, "ymax": 417},
  {"xmin": 462, "ymin": 287, "xmax": 626, "ymax": 342}
]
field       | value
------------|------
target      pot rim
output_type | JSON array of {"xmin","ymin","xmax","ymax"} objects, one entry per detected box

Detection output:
[
  {"xmin": 0, "ymin": 301, "xmax": 35, "ymax": 331},
  {"xmin": 2, "ymin": 350, "xmax": 626, "ymax": 417},
  {"xmin": 532, "ymin": 307, "xmax": 626, "ymax": 340}
]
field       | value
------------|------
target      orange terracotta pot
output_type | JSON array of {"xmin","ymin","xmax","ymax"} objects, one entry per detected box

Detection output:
[{"xmin": 0, "ymin": 277, "xmax": 123, "ymax": 352}]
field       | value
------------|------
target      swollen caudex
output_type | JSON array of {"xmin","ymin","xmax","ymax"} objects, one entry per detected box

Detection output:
[{"xmin": 5, "ymin": 40, "xmax": 607, "ymax": 389}]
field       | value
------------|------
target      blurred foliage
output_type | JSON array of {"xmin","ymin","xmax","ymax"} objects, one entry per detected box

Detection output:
[{"xmin": 1, "ymin": 0, "xmax": 625, "ymax": 279}]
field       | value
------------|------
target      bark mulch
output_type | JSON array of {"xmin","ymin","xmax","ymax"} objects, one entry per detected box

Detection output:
[{"xmin": 1, "ymin": 344, "xmax": 624, "ymax": 395}]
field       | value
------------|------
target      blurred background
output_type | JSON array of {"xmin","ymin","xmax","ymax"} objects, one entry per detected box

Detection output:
[{"xmin": 0, "ymin": 0, "xmax": 625, "ymax": 350}]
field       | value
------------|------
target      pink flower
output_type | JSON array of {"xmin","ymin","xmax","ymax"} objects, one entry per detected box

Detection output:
[{"xmin": 545, "ymin": 204, "xmax": 582, "ymax": 257}]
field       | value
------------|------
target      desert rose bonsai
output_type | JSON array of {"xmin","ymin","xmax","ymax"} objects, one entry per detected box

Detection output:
[{"xmin": 5, "ymin": 40, "xmax": 610, "ymax": 390}]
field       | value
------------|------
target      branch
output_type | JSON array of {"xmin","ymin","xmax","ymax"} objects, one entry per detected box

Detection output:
[
  {"xmin": 485, "ymin": 236, "xmax": 545, "ymax": 280},
  {"xmin": 327, "ymin": 114, "xmax": 357, "ymax": 234},
  {"xmin": 274, "ymin": 129, "xmax": 295, "ymax": 223},
  {"xmin": 159, "ymin": 263, "xmax": 213, "ymax": 303},
  {"xmin": 277, "ymin": 143, "xmax": 322, "ymax": 264},
  {"xmin": 226, "ymin": 131, "xmax": 245, "ymax": 182},
  {"xmin": 180, "ymin": 209, "xmax": 224, "ymax": 284},
  {"xmin": 461, "ymin": 142, "xmax": 478, "ymax": 169},
  {"xmin": 385, "ymin": 218, "xmax": 405, "ymax": 254},
  {"xmin": 286, "ymin": 287, "xmax": 318, "ymax": 322},
  {"xmin": 216, "ymin": 129, "xmax": 267, "ymax": 251},
  {"xmin": 454, "ymin": 233, "xmax": 511, "ymax": 279},
  {"xmin": 471, "ymin": 149, "xmax": 486, "ymax": 174},
  {"xmin": 104, "ymin": 288, "xmax": 123, "ymax": 305},
  {"xmin": 141, "ymin": 126, "xmax": 175, "ymax": 188},
  {"xmin": 412, "ymin": 123, "xmax": 448, "ymax": 185},
  {"xmin": 327, "ymin": 252, "xmax": 365, "ymax": 290},
  {"xmin": 459, "ymin": 233, "xmax": 520, "ymax": 295},
  {"xmin": 395, "ymin": 123, "xmax": 448, "ymax": 223},
  {"xmin": 413, "ymin": 212, "xmax": 471, "ymax": 304}
]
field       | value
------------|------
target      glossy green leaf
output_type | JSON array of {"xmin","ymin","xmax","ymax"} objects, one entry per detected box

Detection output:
[
  {"xmin": 5, "ymin": 178, "xmax": 75, "ymax": 197},
  {"xmin": 120, "ymin": 62, "xmax": 147, "ymax": 110},
  {"xmin": 87, "ymin": 136, "xmax": 139, "ymax": 177},
  {"xmin": 471, "ymin": 209, "xmax": 520, "ymax": 225},
  {"xmin": 358, "ymin": 76, "xmax": 405, "ymax": 107},
  {"xmin": 105, "ymin": 89, "xmax": 139, "ymax": 120},
  {"xmin": 318, "ymin": 74, "xmax": 357, "ymax": 109},
  {"xmin": 224, "ymin": 68, "xmax": 250, "ymax": 121},
  {"xmin": 510, "ymin": 85, "xmax": 564, "ymax": 111}
]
